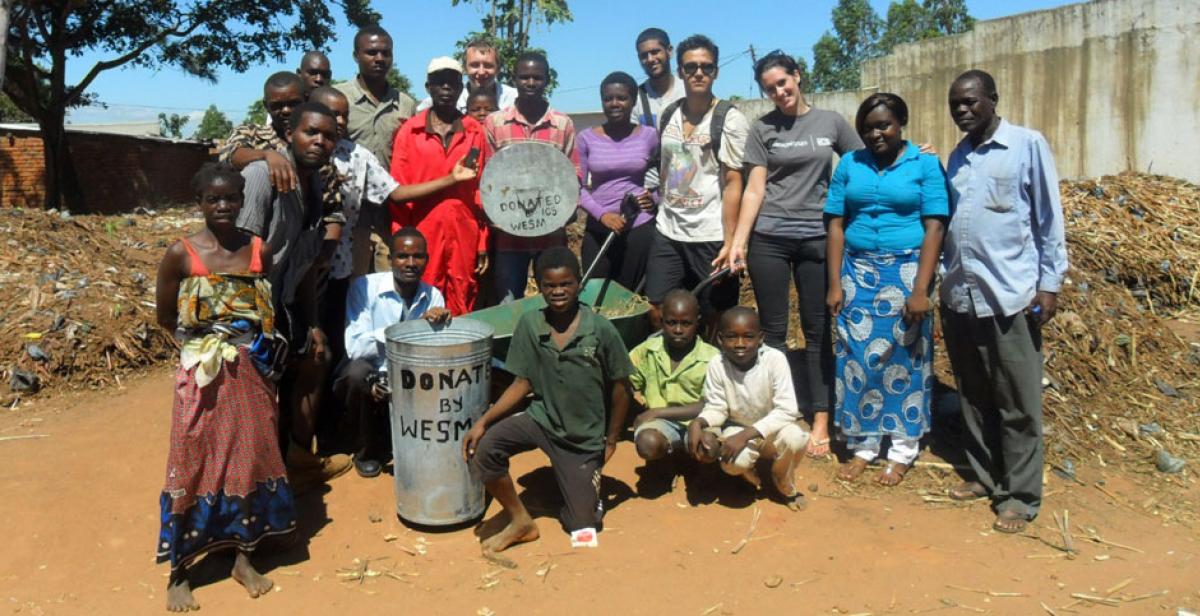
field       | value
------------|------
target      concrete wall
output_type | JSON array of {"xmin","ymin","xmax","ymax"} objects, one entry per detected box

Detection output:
[
  {"xmin": 0, "ymin": 127, "xmax": 213, "ymax": 213},
  {"xmin": 856, "ymin": 0, "xmax": 1200, "ymax": 182}
]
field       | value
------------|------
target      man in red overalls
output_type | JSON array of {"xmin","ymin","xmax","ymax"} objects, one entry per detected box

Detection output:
[{"xmin": 390, "ymin": 57, "xmax": 489, "ymax": 314}]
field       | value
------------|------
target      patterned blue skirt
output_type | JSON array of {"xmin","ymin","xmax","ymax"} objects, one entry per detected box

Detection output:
[{"xmin": 833, "ymin": 250, "xmax": 933, "ymax": 450}]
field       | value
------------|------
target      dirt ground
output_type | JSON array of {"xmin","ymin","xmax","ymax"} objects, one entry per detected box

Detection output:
[{"xmin": 1, "ymin": 368, "xmax": 1197, "ymax": 616}]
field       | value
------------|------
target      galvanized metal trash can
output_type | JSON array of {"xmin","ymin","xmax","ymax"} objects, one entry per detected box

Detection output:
[{"xmin": 385, "ymin": 319, "xmax": 494, "ymax": 526}]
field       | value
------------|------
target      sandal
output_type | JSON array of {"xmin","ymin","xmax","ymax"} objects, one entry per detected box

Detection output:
[
  {"xmin": 806, "ymin": 437, "xmax": 831, "ymax": 458},
  {"xmin": 948, "ymin": 481, "xmax": 988, "ymax": 501},
  {"xmin": 992, "ymin": 510, "xmax": 1030, "ymax": 534},
  {"xmin": 876, "ymin": 462, "xmax": 909, "ymax": 487}
]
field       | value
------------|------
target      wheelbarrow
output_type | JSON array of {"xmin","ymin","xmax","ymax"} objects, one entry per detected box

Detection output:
[{"xmin": 461, "ymin": 278, "xmax": 652, "ymax": 364}]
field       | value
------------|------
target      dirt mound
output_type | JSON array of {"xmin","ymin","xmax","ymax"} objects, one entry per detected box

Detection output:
[{"xmin": 0, "ymin": 206, "xmax": 199, "ymax": 403}]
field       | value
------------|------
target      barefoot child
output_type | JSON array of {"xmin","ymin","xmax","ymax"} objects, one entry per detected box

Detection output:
[
  {"xmin": 687, "ymin": 307, "xmax": 809, "ymax": 510},
  {"xmin": 155, "ymin": 163, "xmax": 295, "ymax": 611},
  {"xmin": 630, "ymin": 289, "xmax": 719, "ymax": 464},
  {"xmin": 463, "ymin": 247, "xmax": 633, "ymax": 553}
]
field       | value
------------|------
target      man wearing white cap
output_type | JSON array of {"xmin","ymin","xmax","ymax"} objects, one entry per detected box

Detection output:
[{"xmin": 389, "ymin": 57, "xmax": 490, "ymax": 314}]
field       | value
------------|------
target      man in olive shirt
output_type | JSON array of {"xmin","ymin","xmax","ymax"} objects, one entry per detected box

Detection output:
[
  {"xmin": 335, "ymin": 25, "xmax": 416, "ymax": 274},
  {"xmin": 463, "ymin": 248, "xmax": 633, "ymax": 555}
]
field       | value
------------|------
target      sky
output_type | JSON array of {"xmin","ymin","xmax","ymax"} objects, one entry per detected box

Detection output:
[{"xmin": 62, "ymin": 0, "xmax": 1076, "ymax": 128}]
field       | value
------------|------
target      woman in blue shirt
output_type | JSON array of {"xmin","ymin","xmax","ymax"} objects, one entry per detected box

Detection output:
[{"xmin": 825, "ymin": 93, "xmax": 948, "ymax": 486}]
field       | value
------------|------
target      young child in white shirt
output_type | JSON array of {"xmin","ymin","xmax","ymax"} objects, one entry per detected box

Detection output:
[{"xmin": 687, "ymin": 307, "xmax": 809, "ymax": 510}]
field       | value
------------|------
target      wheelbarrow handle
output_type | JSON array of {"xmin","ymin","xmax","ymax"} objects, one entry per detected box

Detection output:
[
  {"xmin": 691, "ymin": 266, "xmax": 733, "ymax": 295},
  {"xmin": 581, "ymin": 192, "xmax": 642, "ymax": 289},
  {"xmin": 580, "ymin": 231, "xmax": 617, "ymax": 288}
]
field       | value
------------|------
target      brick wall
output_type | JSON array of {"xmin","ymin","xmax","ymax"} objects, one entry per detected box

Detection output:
[{"xmin": 0, "ymin": 127, "xmax": 214, "ymax": 214}]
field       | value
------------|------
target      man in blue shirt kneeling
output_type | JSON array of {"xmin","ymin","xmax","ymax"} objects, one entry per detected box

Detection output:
[{"xmin": 334, "ymin": 227, "xmax": 451, "ymax": 478}]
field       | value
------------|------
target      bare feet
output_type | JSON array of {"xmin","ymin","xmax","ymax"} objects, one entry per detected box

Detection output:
[
  {"xmin": 876, "ymin": 462, "xmax": 909, "ymax": 486},
  {"xmin": 806, "ymin": 412, "xmax": 831, "ymax": 458},
  {"xmin": 230, "ymin": 551, "xmax": 273, "ymax": 598},
  {"xmin": 697, "ymin": 432, "xmax": 720, "ymax": 464},
  {"xmin": 948, "ymin": 481, "xmax": 988, "ymax": 501},
  {"xmin": 992, "ymin": 510, "xmax": 1030, "ymax": 534},
  {"xmin": 480, "ymin": 514, "xmax": 539, "ymax": 554},
  {"xmin": 166, "ymin": 570, "xmax": 199, "ymax": 612},
  {"xmin": 739, "ymin": 465, "xmax": 762, "ymax": 489},
  {"xmin": 474, "ymin": 510, "xmax": 511, "ymax": 541},
  {"xmin": 837, "ymin": 457, "xmax": 869, "ymax": 482}
]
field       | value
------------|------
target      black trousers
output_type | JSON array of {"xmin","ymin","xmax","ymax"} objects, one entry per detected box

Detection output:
[
  {"xmin": 581, "ymin": 221, "xmax": 655, "ymax": 291},
  {"xmin": 745, "ymin": 232, "xmax": 832, "ymax": 412},
  {"xmin": 332, "ymin": 358, "xmax": 390, "ymax": 460},
  {"xmin": 469, "ymin": 412, "xmax": 603, "ymax": 532}
]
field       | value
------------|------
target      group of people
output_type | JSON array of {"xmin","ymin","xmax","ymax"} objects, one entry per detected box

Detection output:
[{"xmin": 152, "ymin": 22, "xmax": 1067, "ymax": 613}]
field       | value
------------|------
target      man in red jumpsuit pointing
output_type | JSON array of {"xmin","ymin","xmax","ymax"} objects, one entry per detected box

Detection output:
[{"xmin": 390, "ymin": 56, "xmax": 489, "ymax": 314}]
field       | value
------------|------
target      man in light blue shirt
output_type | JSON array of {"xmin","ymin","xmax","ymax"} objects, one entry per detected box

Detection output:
[
  {"xmin": 333, "ymin": 227, "xmax": 450, "ymax": 477},
  {"xmin": 940, "ymin": 70, "xmax": 1068, "ymax": 534}
]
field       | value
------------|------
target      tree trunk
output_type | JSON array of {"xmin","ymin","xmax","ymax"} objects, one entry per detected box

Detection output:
[
  {"xmin": 0, "ymin": 0, "xmax": 10, "ymax": 91},
  {"xmin": 39, "ymin": 105, "xmax": 86, "ymax": 212}
]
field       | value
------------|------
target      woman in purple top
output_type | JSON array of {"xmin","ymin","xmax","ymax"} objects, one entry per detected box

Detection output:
[{"xmin": 579, "ymin": 71, "xmax": 659, "ymax": 290}]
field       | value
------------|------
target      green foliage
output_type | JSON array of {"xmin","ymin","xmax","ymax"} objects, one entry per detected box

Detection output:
[
  {"xmin": 245, "ymin": 99, "xmax": 267, "ymax": 126},
  {"xmin": 449, "ymin": 1, "xmax": 573, "ymax": 94},
  {"xmin": 0, "ymin": 92, "xmax": 32, "ymax": 122},
  {"xmin": 192, "ymin": 104, "xmax": 233, "ymax": 141},
  {"xmin": 810, "ymin": 0, "xmax": 883, "ymax": 92},
  {"xmin": 794, "ymin": 55, "xmax": 810, "ymax": 93},
  {"xmin": 386, "ymin": 67, "xmax": 414, "ymax": 99},
  {"xmin": 2, "ymin": 0, "xmax": 380, "ymax": 210},
  {"xmin": 880, "ymin": 0, "xmax": 974, "ymax": 53},
  {"xmin": 157, "ymin": 112, "xmax": 188, "ymax": 138},
  {"xmin": 810, "ymin": 0, "xmax": 973, "ymax": 92}
]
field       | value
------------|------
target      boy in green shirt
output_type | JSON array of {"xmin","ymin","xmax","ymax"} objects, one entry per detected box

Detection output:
[
  {"xmin": 463, "ymin": 247, "xmax": 634, "ymax": 554},
  {"xmin": 630, "ymin": 289, "xmax": 720, "ymax": 463}
]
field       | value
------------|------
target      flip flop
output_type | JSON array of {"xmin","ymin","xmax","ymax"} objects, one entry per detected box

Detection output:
[
  {"xmin": 806, "ymin": 437, "xmax": 831, "ymax": 458},
  {"xmin": 948, "ymin": 481, "xmax": 988, "ymax": 501},
  {"xmin": 876, "ymin": 462, "xmax": 909, "ymax": 487},
  {"xmin": 992, "ymin": 510, "xmax": 1030, "ymax": 534}
]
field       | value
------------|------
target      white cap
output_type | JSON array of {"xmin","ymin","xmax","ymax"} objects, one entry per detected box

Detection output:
[{"xmin": 426, "ymin": 56, "xmax": 463, "ymax": 75}]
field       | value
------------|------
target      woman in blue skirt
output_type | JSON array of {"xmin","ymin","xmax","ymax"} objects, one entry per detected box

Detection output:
[{"xmin": 825, "ymin": 93, "xmax": 949, "ymax": 486}]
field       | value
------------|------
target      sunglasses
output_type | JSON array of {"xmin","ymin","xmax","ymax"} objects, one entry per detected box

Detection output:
[{"xmin": 681, "ymin": 62, "xmax": 717, "ymax": 77}]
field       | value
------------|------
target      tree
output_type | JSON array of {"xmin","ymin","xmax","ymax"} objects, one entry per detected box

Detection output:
[
  {"xmin": 795, "ymin": 56, "xmax": 810, "ymax": 93},
  {"xmin": 810, "ymin": 0, "xmax": 884, "ymax": 92},
  {"xmin": 0, "ymin": 91, "xmax": 30, "ymax": 122},
  {"xmin": 192, "ymin": 104, "xmax": 232, "ymax": 141},
  {"xmin": 880, "ymin": 0, "xmax": 974, "ymax": 53},
  {"xmin": 450, "ymin": 0, "xmax": 573, "ymax": 92},
  {"xmin": 245, "ymin": 99, "xmax": 267, "ymax": 126},
  {"xmin": 3, "ymin": 1, "xmax": 381, "ymax": 212},
  {"xmin": 810, "ymin": 0, "xmax": 973, "ymax": 92},
  {"xmin": 386, "ymin": 67, "xmax": 413, "ymax": 100},
  {"xmin": 924, "ymin": 0, "xmax": 974, "ymax": 36},
  {"xmin": 157, "ymin": 112, "xmax": 188, "ymax": 138}
]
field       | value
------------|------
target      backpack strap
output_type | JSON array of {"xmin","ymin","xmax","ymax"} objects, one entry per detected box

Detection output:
[
  {"xmin": 710, "ymin": 99, "xmax": 734, "ymax": 158},
  {"xmin": 657, "ymin": 99, "xmax": 683, "ymax": 135},
  {"xmin": 637, "ymin": 84, "xmax": 654, "ymax": 127}
]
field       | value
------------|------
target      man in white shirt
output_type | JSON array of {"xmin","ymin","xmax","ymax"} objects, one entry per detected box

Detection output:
[
  {"xmin": 632, "ymin": 28, "xmax": 685, "ymax": 128},
  {"xmin": 687, "ymin": 307, "xmax": 808, "ymax": 510},
  {"xmin": 644, "ymin": 34, "xmax": 748, "ymax": 330},
  {"xmin": 417, "ymin": 38, "xmax": 517, "ymax": 113},
  {"xmin": 334, "ymin": 227, "xmax": 450, "ymax": 477}
]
